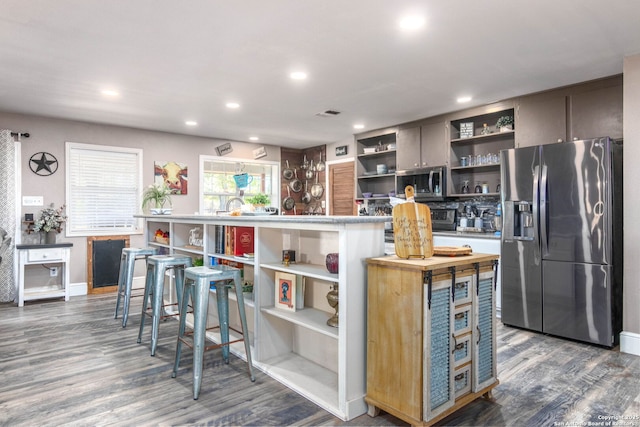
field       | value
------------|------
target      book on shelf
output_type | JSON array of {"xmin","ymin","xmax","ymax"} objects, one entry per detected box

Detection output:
[
  {"xmin": 225, "ymin": 226, "xmax": 254, "ymax": 256},
  {"xmin": 214, "ymin": 225, "xmax": 225, "ymax": 254},
  {"xmin": 274, "ymin": 271, "xmax": 305, "ymax": 312}
]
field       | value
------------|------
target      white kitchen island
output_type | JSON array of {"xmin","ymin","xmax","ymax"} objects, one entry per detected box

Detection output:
[{"xmin": 135, "ymin": 214, "xmax": 387, "ymax": 421}]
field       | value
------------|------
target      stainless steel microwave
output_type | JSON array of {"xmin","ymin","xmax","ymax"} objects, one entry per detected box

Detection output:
[{"xmin": 396, "ymin": 166, "xmax": 446, "ymax": 201}]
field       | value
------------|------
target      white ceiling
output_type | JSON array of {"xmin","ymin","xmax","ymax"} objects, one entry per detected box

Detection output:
[{"xmin": 1, "ymin": 1, "xmax": 639, "ymax": 148}]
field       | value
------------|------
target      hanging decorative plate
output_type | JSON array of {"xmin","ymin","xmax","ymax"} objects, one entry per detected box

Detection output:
[{"xmin": 29, "ymin": 152, "xmax": 58, "ymax": 176}]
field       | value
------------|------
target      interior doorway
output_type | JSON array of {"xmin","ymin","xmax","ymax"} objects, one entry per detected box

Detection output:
[{"xmin": 327, "ymin": 160, "xmax": 356, "ymax": 215}]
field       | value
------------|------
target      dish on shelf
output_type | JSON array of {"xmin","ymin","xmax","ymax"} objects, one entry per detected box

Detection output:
[
  {"xmin": 363, "ymin": 171, "xmax": 377, "ymax": 176},
  {"xmin": 363, "ymin": 192, "xmax": 373, "ymax": 198},
  {"xmin": 243, "ymin": 253, "xmax": 255, "ymax": 259},
  {"xmin": 372, "ymin": 193, "xmax": 386, "ymax": 198}
]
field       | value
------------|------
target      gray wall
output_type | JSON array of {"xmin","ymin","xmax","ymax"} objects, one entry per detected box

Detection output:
[{"xmin": 0, "ymin": 111, "xmax": 281, "ymax": 286}]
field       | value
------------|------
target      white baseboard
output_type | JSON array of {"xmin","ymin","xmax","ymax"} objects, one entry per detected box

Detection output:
[
  {"xmin": 69, "ymin": 275, "xmax": 146, "ymax": 297},
  {"xmin": 620, "ymin": 331, "xmax": 640, "ymax": 356},
  {"xmin": 70, "ymin": 282, "xmax": 87, "ymax": 296}
]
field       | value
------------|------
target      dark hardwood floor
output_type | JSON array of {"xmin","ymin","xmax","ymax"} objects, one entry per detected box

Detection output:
[{"xmin": 1, "ymin": 294, "xmax": 639, "ymax": 426}]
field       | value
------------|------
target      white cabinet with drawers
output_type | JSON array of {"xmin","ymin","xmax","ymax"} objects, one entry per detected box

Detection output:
[{"xmin": 16, "ymin": 243, "xmax": 73, "ymax": 307}]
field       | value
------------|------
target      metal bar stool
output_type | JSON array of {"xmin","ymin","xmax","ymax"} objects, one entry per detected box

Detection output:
[
  {"xmin": 114, "ymin": 247, "xmax": 158, "ymax": 328},
  {"xmin": 137, "ymin": 254, "xmax": 192, "ymax": 356},
  {"xmin": 172, "ymin": 265, "xmax": 255, "ymax": 399}
]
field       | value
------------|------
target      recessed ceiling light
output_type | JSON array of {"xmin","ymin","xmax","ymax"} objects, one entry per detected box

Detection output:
[
  {"xmin": 353, "ymin": 124, "xmax": 365, "ymax": 130},
  {"xmin": 226, "ymin": 102, "xmax": 240, "ymax": 109},
  {"xmin": 290, "ymin": 71, "xmax": 307, "ymax": 80},
  {"xmin": 457, "ymin": 96, "xmax": 472, "ymax": 103},
  {"xmin": 399, "ymin": 15, "xmax": 425, "ymax": 31},
  {"xmin": 185, "ymin": 120, "xmax": 198, "ymax": 126},
  {"xmin": 101, "ymin": 89, "xmax": 119, "ymax": 97},
  {"xmin": 249, "ymin": 136, "xmax": 259, "ymax": 141}
]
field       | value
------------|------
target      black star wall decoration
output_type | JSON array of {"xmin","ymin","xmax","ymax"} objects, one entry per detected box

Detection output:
[{"xmin": 29, "ymin": 152, "xmax": 59, "ymax": 176}]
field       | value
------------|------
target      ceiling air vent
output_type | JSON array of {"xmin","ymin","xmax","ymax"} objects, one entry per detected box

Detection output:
[{"xmin": 316, "ymin": 109, "xmax": 341, "ymax": 117}]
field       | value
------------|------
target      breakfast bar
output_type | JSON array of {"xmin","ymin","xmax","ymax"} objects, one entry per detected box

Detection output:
[{"xmin": 135, "ymin": 213, "xmax": 387, "ymax": 421}]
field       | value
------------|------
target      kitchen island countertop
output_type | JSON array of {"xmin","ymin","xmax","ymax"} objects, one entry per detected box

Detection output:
[{"xmin": 135, "ymin": 213, "xmax": 389, "ymax": 225}]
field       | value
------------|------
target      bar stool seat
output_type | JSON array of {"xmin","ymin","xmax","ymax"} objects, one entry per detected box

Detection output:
[
  {"xmin": 172, "ymin": 265, "xmax": 255, "ymax": 399},
  {"xmin": 114, "ymin": 247, "xmax": 158, "ymax": 328},
  {"xmin": 137, "ymin": 254, "xmax": 192, "ymax": 356}
]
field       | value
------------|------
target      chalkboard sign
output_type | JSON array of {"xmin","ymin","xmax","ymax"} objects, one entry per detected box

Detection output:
[{"xmin": 87, "ymin": 235, "xmax": 130, "ymax": 294}]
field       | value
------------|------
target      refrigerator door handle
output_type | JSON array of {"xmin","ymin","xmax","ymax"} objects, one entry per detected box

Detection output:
[
  {"xmin": 533, "ymin": 165, "xmax": 540, "ymax": 252},
  {"xmin": 540, "ymin": 164, "xmax": 548, "ymax": 255}
]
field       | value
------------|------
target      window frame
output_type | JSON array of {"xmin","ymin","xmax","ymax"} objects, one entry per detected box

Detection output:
[
  {"xmin": 199, "ymin": 155, "xmax": 280, "ymax": 215},
  {"xmin": 65, "ymin": 142, "xmax": 143, "ymax": 237}
]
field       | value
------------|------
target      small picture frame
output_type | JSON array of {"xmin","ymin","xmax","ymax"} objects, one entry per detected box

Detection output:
[
  {"xmin": 275, "ymin": 271, "xmax": 304, "ymax": 311},
  {"xmin": 253, "ymin": 146, "xmax": 267, "ymax": 159},
  {"xmin": 460, "ymin": 122, "xmax": 474, "ymax": 139}
]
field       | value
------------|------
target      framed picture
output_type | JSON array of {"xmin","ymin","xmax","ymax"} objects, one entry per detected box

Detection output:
[
  {"xmin": 335, "ymin": 145, "xmax": 348, "ymax": 156},
  {"xmin": 460, "ymin": 122, "xmax": 474, "ymax": 138},
  {"xmin": 253, "ymin": 146, "xmax": 267, "ymax": 159},
  {"xmin": 275, "ymin": 271, "xmax": 305, "ymax": 311},
  {"xmin": 154, "ymin": 161, "xmax": 188, "ymax": 195}
]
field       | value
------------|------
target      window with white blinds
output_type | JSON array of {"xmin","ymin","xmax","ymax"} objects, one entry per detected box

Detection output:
[{"xmin": 65, "ymin": 142, "xmax": 143, "ymax": 236}]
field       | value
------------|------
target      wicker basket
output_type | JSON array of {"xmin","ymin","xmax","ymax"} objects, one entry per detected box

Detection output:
[{"xmin": 155, "ymin": 236, "xmax": 169, "ymax": 245}]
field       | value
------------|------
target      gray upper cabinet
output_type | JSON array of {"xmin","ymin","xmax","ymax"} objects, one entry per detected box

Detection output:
[
  {"xmin": 396, "ymin": 122, "xmax": 447, "ymax": 170},
  {"xmin": 396, "ymin": 127, "xmax": 421, "ymax": 170},
  {"xmin": 421, "ymin": 122, "xmax": 448, "ymax": 167},
  {"xmin": 570, "ymin": 83, "xmax": 623, "ymax": 141},
  {"xmin": 516, "ymin": 75, "xmax": 622, "ymax": 148},
  {"xmin": 516, "ymin": 93, "xmax": 567, "ymax": 147}
]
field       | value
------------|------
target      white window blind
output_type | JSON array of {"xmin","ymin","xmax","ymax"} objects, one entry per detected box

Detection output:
[{"xmin": 66, "ymin": 142, "xmax": 142, "ymax": 236}]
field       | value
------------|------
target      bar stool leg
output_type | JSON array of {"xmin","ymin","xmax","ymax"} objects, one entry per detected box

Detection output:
[
  {"xmin": 120, "ymin": 254, "xmax": 138, "ymax": 328},
  {"xmin": 192, "ymin": 276, "xmax": 210, "ymax": 400},
  {"xmin": 215, "ymin": 282, "xmax": 231, "ymax": 363},
  {"xmin": 172, "ymin": 277, "xmax": 192, "ymax": 379},
  {"xmin": 137, "ymin": 263, "xmax": 154, "ymax": 345},
  {"xmin": 149, "ymin": 264, "xmax": 167, "ymax": 357},
  {"xmin": 232, "ymin": 270, "xmax": 256, "ymax": 382},
  {"xmin": 114, "ymin": 252, "xmax": 127, "ymax": 320}
]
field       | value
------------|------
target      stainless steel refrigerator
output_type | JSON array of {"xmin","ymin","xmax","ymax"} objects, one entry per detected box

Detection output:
[{"xmin": 500, "ymin": 137, "xmax": 623, "ymax": 347}]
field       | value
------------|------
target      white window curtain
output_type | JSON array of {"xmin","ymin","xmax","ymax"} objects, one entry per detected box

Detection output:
[
  {"xmin": 66, "ymin": 142, "xmax": 142, "ymax": 236},
  {"xmin": 0, "ymin": 130, "xmax": 18, "ymax": 302}
]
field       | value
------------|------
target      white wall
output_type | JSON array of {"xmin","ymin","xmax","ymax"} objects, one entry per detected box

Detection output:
[{"xmin": 623, "ymin": 54, "xmax": 640, "ymax": 346}]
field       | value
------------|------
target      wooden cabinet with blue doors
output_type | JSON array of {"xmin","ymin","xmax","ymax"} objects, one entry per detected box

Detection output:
[{"xmin": 365, "ymin": 253, "xmax": 499, "ymax": 426}]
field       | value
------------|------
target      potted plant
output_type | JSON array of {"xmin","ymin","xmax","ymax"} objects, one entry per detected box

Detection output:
[
  {"xmin": 495, "ymin": 116, "xmax": 514, "ymax": 132},
  {"xmin": 242, "ymin": 282, "xmax": 254, "ymax": 300},
  {"xmin": 33, "ymin": 204, "xmax": 67, "ymax": 244},
  {"xmin": 245, "ymin": 193, "xmax": 270, "ymax": 211},
  {"xmin": 142, "ymin": 183, "xmax": 172, "ymax": 214}
]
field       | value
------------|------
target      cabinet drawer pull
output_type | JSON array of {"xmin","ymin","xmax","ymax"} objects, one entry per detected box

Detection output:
[
  {"xmin": 455, "ymin": 312, "xmax": 465, "ymax": 320},
  {"xmin": 455, "ymin": 282, "xmax": 467, "ymax": 289},
  {"xmin": 455, "ymin": 373, "xmax": 465, "ymax": 381},
  {"xmin": 455, "ymin": 343, "xmax": 465, "ymax": 351}
]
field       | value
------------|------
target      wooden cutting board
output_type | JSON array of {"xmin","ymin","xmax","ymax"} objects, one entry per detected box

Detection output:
[
  {"xmin": 433, "ymin": 246, "xmax": 473, "ymax": 256},
  {"xmin": 393, "ymin": 186, "xmax": 434, "ymax": 259}
]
